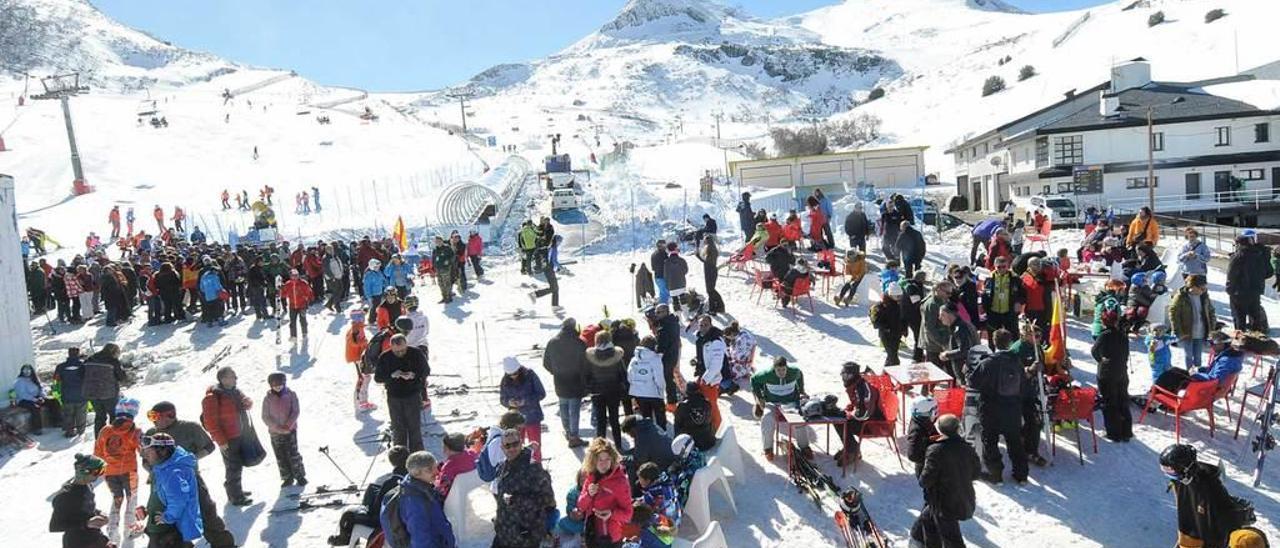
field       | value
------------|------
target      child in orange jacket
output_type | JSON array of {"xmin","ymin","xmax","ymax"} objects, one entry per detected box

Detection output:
[
  {"xmin": 345, "ymin": 309, "xmax": 374, "ymax": 412},
  {"xmin": 93, "ymin": 397, "xmax": 141, "ymax": 533}
]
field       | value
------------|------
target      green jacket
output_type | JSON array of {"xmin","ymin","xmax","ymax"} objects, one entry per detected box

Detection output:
[
  {"xmin": 920, "ymin": 295, "xmax": 950, "ymax": 353},
  {"xmin": 751, "ymin": 367, "xmax": 805, "ymax": 405},
  {"xmin": 518, "ymin": 226, "xmax": 538, "ymax": 251},
  {"xmin": 1167, "ymin": 287, "xmax": 1216, "ymax": 341}
]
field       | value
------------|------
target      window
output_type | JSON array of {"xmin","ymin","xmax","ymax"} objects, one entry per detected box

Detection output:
[
  {"xmin": 971, "ymin": 146, "xmax": 977, "ymax": 157},
  {"xmin": 1053, "ymin": 135, "xmax": 1084, "ymax": 166},
  {"xmin": 1042, "ymin": 184, "xmax": 1052, "ymax": 194},
  {"xmin": 1241, "ymin": 169, "xmax": 1265, "ymax": 181},
  {"xmin": 983, "ymin": 143, "xmax": 989, "ymax": 155},
  {"xmin": 1185, "ymin": 173, "xmax": 1201, "ymax": 200},
  {"xmin": 1035, "ymin": 137, "xmax": 1049, "ymax": 168},
  {"xmin": 1256, "ymin": 123, "xmax": 1270, "ymax": 143},
  {"xmin": 1151, "ymin": 132, "xmax": 1164, "ymax": 151},
  {"xmin": 1216, "ymin": 126, "xmax": 1231, "ymax": 146},
  {"xmin": 1010, "ymin": 149, "xmax": 1017, "ymax": 164},
  {"xmin": 1125, "ymin": 176, "xmax": 1158, "ymax": 189}
]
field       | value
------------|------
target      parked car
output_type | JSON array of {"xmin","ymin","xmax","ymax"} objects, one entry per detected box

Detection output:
[{"xmin": 1014, "ymin": 194, "xmax": 1078, "ymax": 224}]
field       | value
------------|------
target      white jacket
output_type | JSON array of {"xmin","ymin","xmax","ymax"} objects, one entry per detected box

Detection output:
[
  {"xmin": 405, "ymin": 310, "xmax": 429, "ymax": 348},
  {"xmin": 699, "ymin": 336, "xmax": 726, "ymax": 386},
  {"xmin": 627, "ymin": 347, "xmax": 666, "ymax": 400}
]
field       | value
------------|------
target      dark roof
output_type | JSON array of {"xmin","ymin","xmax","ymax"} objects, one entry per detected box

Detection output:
[{"xmin": 1036, "ymin": 83, "xmax": 1268, "ymax": 134}]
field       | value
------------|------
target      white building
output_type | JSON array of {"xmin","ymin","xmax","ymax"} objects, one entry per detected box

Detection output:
[
  {"xmin": 0, "ymin": 175, "xmax": 35, "ymax": 384},
  {"xmin": 729, "ymin": 145, "xmax": 928, "ymax": 195},
  {"xmin": 949, "ymin": 58, "xmax": 1280, "ymax": 225}
]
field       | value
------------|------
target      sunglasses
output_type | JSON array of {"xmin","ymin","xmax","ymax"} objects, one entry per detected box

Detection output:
[
  {"xmin": 140, "ymin": 435, "xmax": 176, "ymax": 449},
  {"xmin": 146, "ymin": 410, "xmax": 174, "ymax": 422},
  {"xmin": 502, "ymin": 441, "xmax": 521, "ymax": 449}
]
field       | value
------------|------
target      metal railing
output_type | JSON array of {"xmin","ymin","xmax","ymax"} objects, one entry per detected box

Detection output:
[
  {"xmin": 1152, "ymin": 213, "xmax": 1278, "ymax": 253},
  {"xmin": 1075, "ymin": 187, "xmax": 1280, "ymax": 216}
]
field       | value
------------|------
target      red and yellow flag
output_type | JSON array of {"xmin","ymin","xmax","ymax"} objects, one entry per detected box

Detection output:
[
  {"xmin": 1044, "ymin": 291, "xmax": 1067, "ymax": 372},
  {"xmin": 392, "ymin": 216, "xmax": 408, "ymax": 252}
]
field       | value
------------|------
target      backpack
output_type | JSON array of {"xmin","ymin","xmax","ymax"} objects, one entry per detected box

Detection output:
[
  {"xmin": 378, "ymin": 485, "xmax": 411, "ymax": 548},
  {"xmin": 992, "ymin": 354, "xmax": 1022, "ymax": 398},
  {"xmin": 476, "ymin": 442, "xmax": 498, "ymax": 482},
  {"xmin": 81, "ymin": 361, "xmax": 118, "ymax": 401},
  {"xmin": 869, "ymin": 302, "xmax": 886, "ymax": 329},
  {"xmin": 361, "ymin": 330, "xmax": 391, "ymax": 375}
]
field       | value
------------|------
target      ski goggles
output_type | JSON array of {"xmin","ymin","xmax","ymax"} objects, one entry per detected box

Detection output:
[
  {"xmin": 146, "ymin": 409, "xmax": 174, "ymax": 423},
  {"xmin": 139, "ymin": 435, "xmax": 177, "ymax": 449},
  {"xmin": 1160, "ymin": 464, "xmax": 1185, "ymax": 482}
]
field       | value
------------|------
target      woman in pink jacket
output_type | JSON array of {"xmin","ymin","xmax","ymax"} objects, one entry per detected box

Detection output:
[
  {"xmin": 466, "ymin": 229, "xmax": 485, "ymax": 279},
  {"xmin": 261, "ymin": 372, "xmax": 307, "ymax": 486},
  {"xmin": 576, "ymin": 438, "xmax": 633, "ymax": 545}
]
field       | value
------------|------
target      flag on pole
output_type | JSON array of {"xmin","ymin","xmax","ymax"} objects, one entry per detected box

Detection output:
[
  {"xmin": 1044, "ymin": 290, "xmax": 1067, "ymax": 373},
  {"xmin": 392, "ymin": 216, "xmax": 408, "ymax": 251}
]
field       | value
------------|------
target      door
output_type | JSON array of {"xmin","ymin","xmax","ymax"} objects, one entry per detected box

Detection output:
[
  {"xmin": 1185, "ymin": 173, "xmax": 1201, "ymax": 201},
  {"xmin": 1214, "ymin": 170, "xmax": 1232, "ymax": 202},
  {"xmin": 1272, "ymin": 167, "xmax": 1280, "ymax": 197},
  {"xmin": 972, "ymin": 181, "xmax": 983, "ymax": 212}
]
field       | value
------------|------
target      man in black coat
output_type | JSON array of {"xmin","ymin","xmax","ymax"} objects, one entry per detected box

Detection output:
[
  {"xmin": 910, "ymin": 414, "xmax": 980, "ymax": 548},
  {"xmin": 1160, "ymin": 444, "xmax": 1255, "ymax": 548},
  {"xmin": 654, "ymin": 304, "xmax": 682, "ymax": 405},
  {"xmin": 1226, "ymin": 232, "xmax": 1274, "ymax": 332},
  {"xmin": 735, "ymin": 193, "xmax": 754, "ymax": 242},
  {"xmin": 764, "ymin": 244, "xmax": 793, "ymax": 280},
  {"xmin": 843, "ymin": 202, "xmax": 871, "ymax": 252},
  {"xmin": 651, "ymin": 239, "xmax": 669, "ymax": 303},
  {"xmin": 374, "ymin": 335, "xmax": 428, "ymax": 453},
  {"xmin": 673, "ymin": 381, "xmax": 715, "ymax": 451},
  {"xmin": 542, "ymin": 318, "xmax": 588, "ymax": 447},
  {"xmin": 83, "ymin": 344, "xmax": 126, "ymax": 438},
  {"xmin": 896, "ymin": 220, "xmax": 927, "ymax": 278},
  {"xmin": 967, "ymin": 329, "xmax": 1027, "ymax": 484}
]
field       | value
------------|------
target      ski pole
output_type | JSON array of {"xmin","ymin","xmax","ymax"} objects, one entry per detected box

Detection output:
[
  {"xmin": 359, "ymin": 439, "xmax": 388, "ymax": 487},
  {"xmin": 317, "ymin": 446, "xmax": 357, "ymax": 486}
]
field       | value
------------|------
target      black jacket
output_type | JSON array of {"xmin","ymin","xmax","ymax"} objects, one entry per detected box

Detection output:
[
  {"xmin": 674, "ymin": 391, "xmax": 715, "ymax": 451},
  {"xmin": 374, "ymin": 347, "xmax": 428, "ymax": 398},
  {"xmin": 1227, "ymin": 243, "xmax": 1274, "ymax": 297},
  {"xmin": 844, "ymin": 210, "xmax": 870, "ymax": 239},
  {"xmin": 919, "ymin": 436, "xmax": 980, "ymax": 521},
  {"xmin": 765, "ymin": 245, "xmax": 793, "ymax": 280},
  {"xmin": 584, "ymin": 346, "xmax": 627, "ymax": 398},
  {"xmin": 627, "ymin": 418, "xmax": 676, "ymax": 471},
  {"xmin": 154, "ymin": 268, "xmax": 182, "ymax": 298},
  {"xmin": 49, "ymin": 483, "xmax": 112, "ymax": 548},
  {"xmin": 1091, "ymin": 327, "xmax": 1130, "ymax": 381},
  {"xmin": 655, "ymin": 314, "xmax": 681, "ymax": 367},
  {"xmin": 650, "ymin": 248, "xmax": 668, "ymax": 281},
  {"xmin": 543, "ymin": 326, "xmax": 588, "ymax": 399},
  {"xmin": 1173, "ymin": 462, "xmax": 1255, "ymax": 547},
  {"xmin": 906, "ymin": 415, "xmax": 938, "ymax": 473},
  {"xmin": 896, "ymin": 227, "xmax": 926, "ymax": 264}
]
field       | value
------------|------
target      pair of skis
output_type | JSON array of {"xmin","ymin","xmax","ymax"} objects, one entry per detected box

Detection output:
[
  {"xmin": 287, "ymin": 484, "xmax": 361, "ymax": 500},
  {"xmin": 786, "ymin": 442, "xmax": 889, "ymax": 547},
  {"xmin": 269, "ymin": 498, "xmax": 347, "ymax": 514},
  {"xmin": 1252, "ymin": 362, "xmax": 1278, "ymax": 487}
]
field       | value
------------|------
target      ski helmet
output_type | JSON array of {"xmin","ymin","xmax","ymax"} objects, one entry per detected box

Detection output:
[
  {"xmin": 394, "ymin": 317, "xmax": 414, "ymax": 334},
  {"xmin": 368, "ymin": 258, "xmax": 381, "ymax": 270},
  {"xmin": 404, "ymin": 295, "xmax": 419, "ymax": 310},
  {"xmin": 349, "ymin": 309, "xmax": 366, "ymax": 324},
  {"xmin": 115, "ymin": 397, "xmax": 140, "ymax": 419},
  {"xmin": 1159, "ymin": 443, "xmax": 1197, "ymax": 481},
  {"xmin": 801, "ymin": 399, "xmax": 825, "ymax": 420},
  {"xmin": 911, "ymin": 396, "xmax": 938, "ymax": 419},
  {"xmin": 671, "ymin": 433, "xmax": 695, "ymax": 458},
  {"xmin": 1150, "ymin": 270, "xmax": 1167, "ymax": 286},
  {"xmin": 1130, "ymin": 271, "xmax": 1146, "ymax": 286}
]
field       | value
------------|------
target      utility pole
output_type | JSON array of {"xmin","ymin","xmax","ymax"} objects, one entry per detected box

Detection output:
[
  {"xmin": 1147, "ymin": 106, "xmax": 1155, "ymax": 212},
  {"xmin": 32, "ymin": 73, "xmax": 91, "ymax": 195},
  {"xmin": 445, "ymin": 88, "xmax": 475, "ymax": 136},
  {"xmin": 712, "ymin": 111, "xmax": 728, "ymax": 176}
]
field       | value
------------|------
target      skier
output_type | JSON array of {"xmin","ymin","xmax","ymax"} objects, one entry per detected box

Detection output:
[
  {"xmin": 221, "ymin": 190, "xmax": 231, "ymax": 210},
  {"xmin": 909, "ymin": 414, "xmax": 980, "ymax": 548},
  {"xmin": 362, "ymin": 258, "xmax": 387, "ymax": 309},
  {"xmin": 1160, "ymin": 444, "xmax": 1257, "ymax": 547},
  {"xmin": 374, "ymin": 334, "xmax": 428, "ymax": 453},
  {"xmin": 279, "ymin": 269, "xmax": 313, "ymax": 340},
  {"xmin": 311, "ymin": 186, "xmax": 321, "ymax": 213},
  {"xmin": 201, "ymin": 367, "xmax": 255, "ymax": 506},
  {"xmin": 499, "ymin": 357, "xmax": 547, "ymax": 462},
  {"xmin": 968, "ymin": 330, "xmax": 1028, "ymax": 485},
  {"xmin": 49, "ymin": 454, "xmax": 112, "ymax": 548},
  {"xmin": 344, "ymin": 310, "xmax": 375, "ymax": 412},
  {"xmin": 466, "ymin": 229, "xmax": 485, "ymax": 279},
  {"xmin": 262, "ymin": 373, "xmax": 306, "ymax": 487},
  {"xmin": 518, "ymin": 220, "xmax": 538, "ymax": 275},
  {"xmin": 153, "ymin": 205, "xmax": 165, "ymax": 233},
  {"xmin": 140, "ymin": 433, "xmax": 204, "ymax": 546},
  {"xmin": 431, "ymin": 236, "xmax": 456, "ymax": 304},
  {"xmin": 383, "ymin": 253, "xmax": 413, "ymax": 299},
  {"xmin": 844, "ymin": 201, "xmax": 871, "ymax": 252},
  {"xmin": 172, "ymin": 206, "xmax": 185, "ymax": 234},
  {"xmin": 93, "ymin": 397, "xmax": 142, "ymax": 537},
  {"xmin": 375, "ymin": 287, "xmax": 403, "ymax": 331},
  {"xmin": 108, "ymin": 206, "xmax": 121, "ymax": 239},
  {"xmin": 142, "ymin": 402, "xmax": 236, "ymax": 548},
  {"xmin": 198, "ymin": 259, "xmax": 226, "ymax": 327}
]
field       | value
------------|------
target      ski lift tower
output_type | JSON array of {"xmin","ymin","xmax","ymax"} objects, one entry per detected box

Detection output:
[{"xmin": 31, "ymin": 73, "xmax": 92, "ymax": 195}]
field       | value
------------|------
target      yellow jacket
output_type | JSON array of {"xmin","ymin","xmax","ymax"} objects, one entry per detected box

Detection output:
[{"xmin": 1127, "ymin": 215, "xmax": 1159, "ymax": 247}]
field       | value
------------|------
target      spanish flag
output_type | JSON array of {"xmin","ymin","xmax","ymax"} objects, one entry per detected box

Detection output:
[
  {"xmin": 392, "ymin": 216, "xmax": 408, "ymax": 252},
  {"xmin": 1044, "ymin": 291, "xmax": 1067, "ymax": 374}
]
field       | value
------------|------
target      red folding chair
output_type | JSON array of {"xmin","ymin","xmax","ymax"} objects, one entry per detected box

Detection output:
[
  {"xmin": 1137, "ymin": 379, "xmax": 1220, "ymax": 443},
  {"xmin": 751, "ymin": 268, "xmax": 775, "ymax": 303},
  {"xmin": 773, "ymin": 276, "xmax": 815, "ymax": 313},
  {"xmin": 816, "ymin": 248, "xmax": 841, "ymax": 296},
  {"xmin": 1050, "ymin": 386, "xmax": 1099, "ymax": 464},
  {"xmin": 728, "ymin": 244, "xmax": 757, "ymax": 273},
  {"xmin": 1026, "ymin": 219, "xmax": 1052, "ymax": 252},
  {"xmin": 934, "ymin": 387, "xmax": 966, "ymax": 418},
  {"xmin": 855, "ymin": 375, "xmax": 904, "ymax": 470}
]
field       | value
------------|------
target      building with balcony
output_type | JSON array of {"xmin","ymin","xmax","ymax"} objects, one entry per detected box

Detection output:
[{"xmin": 948, "ymin": 58, "xmax": 1280, "ymax": 225}]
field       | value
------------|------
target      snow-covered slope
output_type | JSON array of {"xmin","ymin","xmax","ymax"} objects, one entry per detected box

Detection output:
[{"xmin": 793, "ymin": 0, "xmax": 1280, "ymax": 177}]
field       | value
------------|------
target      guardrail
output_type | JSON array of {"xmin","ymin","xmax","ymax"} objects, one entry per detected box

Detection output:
[
  {"xmin": 1152, "ymin": 213, "xmax": 1280, "ymax": 253},
  {"xmin": 1075, "ymin": 187, "xmax": 1280, "ymax": 217}
]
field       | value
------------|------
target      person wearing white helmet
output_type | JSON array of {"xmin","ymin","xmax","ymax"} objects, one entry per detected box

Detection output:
[
  {"xmin": 362, "ymin": 258, "xmax": 388, "ymax": 309},
  {"xmin": 906, "ymin": 395, "xmax": 939, "ymax": 477},
  {"xmin": 667, "ymin": 433, "xmax": 708, "ymax": 506}
]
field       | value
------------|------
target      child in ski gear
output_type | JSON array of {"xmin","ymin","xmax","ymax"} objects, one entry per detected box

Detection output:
[
  {"xmin": 94, "ymin": 397, "xmax": 142, "ymax": 535},
  {"xmin": 636, "ymin": 462, "xmax": 681, "ymax": 529},
  {"xmin": 1146, "ymin": 324, "xmax": 1176, "ymax": 384},
  {"xmin": 261, "ymin": 373, "xmax": 306, "ymax": 487},
  {"xmin": 906, "ymin": 397, "xmax": 939, "ymax": 478},
  {"xmin": 49, "ymin": 454, "xmax": 112, "ymax": 548},
  {"xmin": 345, "ymin": 309, "xmax": 375, "ymax": 412},
  {"xmin": 625, "ymin": 503, "xmax": 675, "ymax": 548},
  {"xmin": 667, "ymin": 434, "xmax": 707, "ymax": 506},
  {"xmin": 835, "ymin": 250, "xmax": 867, "ymax": 307},
  {"xmin": 499, "ymin": 357, "xmax": 547, "ymax": 463},
  {"xmin": 751, "ymin": 357, "xmax": 811, "ymax": 461}
]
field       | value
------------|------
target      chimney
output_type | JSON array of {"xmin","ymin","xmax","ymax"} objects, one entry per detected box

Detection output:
[
  {"xmin": 1099, "ymin": 91, "xmax": 1120, "ymax": 117},
  {"xmin": 1110, "ymin": 58, "xmax": 1152, "ymax": 92}
]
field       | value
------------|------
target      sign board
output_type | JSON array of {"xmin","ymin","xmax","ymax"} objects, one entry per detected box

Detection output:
[{"xmin": 1070, "ymin": 166, "xmax": 1104, "ymax": 194}]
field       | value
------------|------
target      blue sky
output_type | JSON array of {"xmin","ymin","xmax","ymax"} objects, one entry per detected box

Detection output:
[{"xmin": 92, "ymin": 0, "xmax": 1108, "ymax": 91}]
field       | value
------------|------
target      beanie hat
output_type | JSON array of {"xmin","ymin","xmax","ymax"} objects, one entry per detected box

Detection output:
[
  {"xmin": 150, "ymin": 401, "xmax": 176, "ymax": 415},
  {"xmin": 503, "ymin": 357, "xmax": 521, "ymax": 375},
  {"xmin": 114, "ymin": 397, "xmax": 140, "ymax": 419},
  {"xmin": 73, "ymin": 453, "xmax": 107, "ymax": 481},
  {"xmin": 267, "ymin": 372, "xmax": 286, "ymax": 386}
]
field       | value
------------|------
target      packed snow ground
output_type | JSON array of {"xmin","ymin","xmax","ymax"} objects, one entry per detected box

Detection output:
[{"xmin": 6, "ymin": 226, "xmax": 1280, "ymax": 547}]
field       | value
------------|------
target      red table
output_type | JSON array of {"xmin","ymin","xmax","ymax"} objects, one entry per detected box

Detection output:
[
  {"xmin": 884, "ymin": 363, "xmax": 955, "ymax": 433},
  {"xmin": 770, "ymin": 405, "xmax": 852, "ymax": 477}
]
